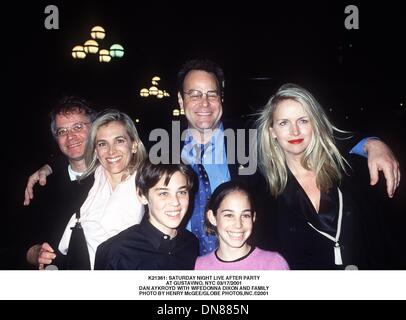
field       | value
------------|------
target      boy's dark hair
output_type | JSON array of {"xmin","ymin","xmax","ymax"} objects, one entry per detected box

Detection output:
[
  {"xmin": 177, "ymin": 59, "xmax": 225, "ymax": 98},
  {"xmin": 205, "ymin": 180, "xmax": 255, "ymax": 235},
  {"xmin": 50, "ymin": 96, "xmax": 97, "ymax": 136},
  {"xmin": 136, "ymin": 162, "xmax": 194, "ymax": 199}
]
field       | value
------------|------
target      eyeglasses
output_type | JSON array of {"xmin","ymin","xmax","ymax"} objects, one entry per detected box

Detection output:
[
  {"xmin": 183, "ymin": 89, "xmax": 220, "ymax": 101},
  {"xmin": 55, "ymin": 122, "xmax": 90, "ymax": 137}
]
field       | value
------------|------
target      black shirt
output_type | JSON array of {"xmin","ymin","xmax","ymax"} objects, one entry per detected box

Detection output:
[
  {"xmin": 276, "ymin": 169, "xmax": 366, "ymax": 270},
  {"xmin": 94, "ymin": 217, "xmax": 199, "ymax": 270}
]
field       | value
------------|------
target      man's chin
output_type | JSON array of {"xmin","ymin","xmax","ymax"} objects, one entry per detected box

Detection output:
[{"xmin": 67, "ymin": 154, "xmax": 85, "ymax": 161}]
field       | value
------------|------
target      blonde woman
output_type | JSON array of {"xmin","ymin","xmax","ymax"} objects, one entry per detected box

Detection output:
[
  {"xmin": 55, "ymin": 109, "xmax": 147, "ymax": 269},
  {"xmin": 257, "ymin": 84, "xmax": 399, "ymax": 269}
]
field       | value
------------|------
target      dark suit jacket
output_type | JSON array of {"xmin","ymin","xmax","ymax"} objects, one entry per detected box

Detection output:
[{"xmin": 18, "ymin": 157, "xmax": 94, "ymax": 268}]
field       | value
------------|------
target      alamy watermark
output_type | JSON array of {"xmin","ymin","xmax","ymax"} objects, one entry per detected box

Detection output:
[
  {"xmin": 44, "ymin": 5, "xmax": 59, "ymax": 30},
  {"xmin": 344, "ymin": 5, "xmax": 359, "ymax": 30},
  {"xmin": 148, "ymin": 121, "xmax": 258, "ymax": 176}
]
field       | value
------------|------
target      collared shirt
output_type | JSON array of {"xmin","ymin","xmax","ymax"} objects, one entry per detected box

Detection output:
[
  {"xmin": 94, "ymin": 217, "xmax": 199, "ymax": 270},
  {"xmin": 67, "ymin": 165, "xmax": 83, "ymax": 181},
  {"xmin": 59, "ymin": 166, "xmax": 144, "ymax": 269},
  {"xmin": 181, "ymin": 123, "xmax": 231, "ymax": 232},
  {"xmin": 181, "ymin": 122, "xmax": 231, "ymax": 189}
]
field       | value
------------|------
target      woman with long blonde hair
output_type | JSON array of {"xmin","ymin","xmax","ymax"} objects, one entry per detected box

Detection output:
[
  {"xmin": 257, "ymin": 83, "xmax": 374, "ymax": 269},
  {"xmin": 57, "ymin": 109, "xmax": 147, "ymax": 269}
]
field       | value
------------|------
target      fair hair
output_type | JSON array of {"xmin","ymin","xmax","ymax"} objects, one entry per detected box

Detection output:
[
  {"xmin": 80, "ymin": 109, "xmax": 147, "ymax": 180},
  {"xmin": 257, "ymin": 83, "xmax": 349, "ymax": 196}
]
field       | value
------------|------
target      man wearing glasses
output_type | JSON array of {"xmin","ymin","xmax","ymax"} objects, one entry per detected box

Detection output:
[
  {"xmin": 175, "ymin": 59, "xmax": 400, "ymax": 257},
  {"xmin": 22, "ymin": 60, "xmax": 401, "ymax": 260},
  {"xmin": 23, "ymin": 97, "xmax": 97, "ymax": 268}
]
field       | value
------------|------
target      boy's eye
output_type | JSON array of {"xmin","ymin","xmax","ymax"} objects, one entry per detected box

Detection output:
[
  {"xmin": 97, "ymin": 142, "xmax": 106, "ymax": 148},
  {"xmin": 178, "ymin": 190, "xmax": 188, "ymax": 196},
  {"xmin": 242, "ymin": 213, "xmax": 252, "ymax": 219},
  {"xmin": 159, "ymin": 192, "xmax": 168, "ymax": 196}
]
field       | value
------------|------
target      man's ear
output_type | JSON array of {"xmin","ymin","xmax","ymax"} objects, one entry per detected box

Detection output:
[
  {"xmin": 207, "ymin": 210, "xmax": 217, "ymax": 226},
  {"xmin": 136, "ymin": 190, "xmax": 148, "ymax": 205},
  {"xmin": 178, "ymin": 92, "xmax": 184, "ymax": 112}
]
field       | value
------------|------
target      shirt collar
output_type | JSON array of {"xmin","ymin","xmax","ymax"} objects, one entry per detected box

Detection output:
[
  {"xmin": 67, "ymin": 164, "xmax": 84, "ymax": 181},
  {"xmin": 184, "ymin": 122, "xmax": 224, "ymax": 147},
  {"xmin": 139, "ymin": 217, "xmax": 178, "ymax": 250},
  {"xmin": 182, "ymin": 122, "xmax": 225, "ymax": 165}
]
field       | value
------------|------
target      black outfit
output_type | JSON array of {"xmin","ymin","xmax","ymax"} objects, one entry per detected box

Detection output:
[
  {"xmin": 94, "ymin": 217, "xmax": 199, "ymax": 270},
  {"xmin": 274, "ymin": 168, "xmax": 367, "ymax": 270},
  {"xmin": 254, "ymin": 140, "xmax": 398, "ymax": 270},
  {"xmin": 19, "ymin": 157, "xmax": 93, "ymax": 268}
]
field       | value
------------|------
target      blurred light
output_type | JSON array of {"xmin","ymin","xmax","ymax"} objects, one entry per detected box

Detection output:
[
  {"xmin": 110, "ymin": 44, "xmax": 124, "ymax": 58},
  {"xmin": 141, "ymin": 77, "xmax": 170, "ymax": 99},
  {"xmin": 84, "ymin": 40, "xmax": 99, "ymax": 54},
  {"xmin": 91, "ymin": 26, "xmax": 106, "ymax": 40},
  {"xmin": 140, "ymin": 88, "xmax": 149, "ymax": 97},
  {"xmin": 149, "ymin": 86, "xmax": 159, "ymax": 96},
  {"xmin": 72, "ymin": 45, "xmax": 86, "ymax": 59},
  {"xmin": 360, "ymin": 107, "xmax": 364, "ymax": 111},
  {"xmin": 180, "ymin": 108, "xmax": 185, "ymax": 115},
  {"xmin": 135, "ymin": 118, "xmax": 140, "ymax": 123},
  {"xmin": 329, "ymin": 108, "xmax": 333, "ymax": 112},
  {"xmin": 99, "ymin": 49, "xmax": 111, "ymax": 62},
  {"xmin": 345, "ymin": 115, "xmax": 349, "ymax": 120},
  {"xmin": 173, "ymin": 109, "xmax": 180, "ymax": 116},
  {"xmin": 401, "ymin": 102, "xmax": 404, "ymax": 107}
]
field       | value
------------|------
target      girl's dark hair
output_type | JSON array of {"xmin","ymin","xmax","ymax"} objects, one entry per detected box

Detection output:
[{"xmin": 205, "ymin": 180, "xmax": 255, "ymax": 235}]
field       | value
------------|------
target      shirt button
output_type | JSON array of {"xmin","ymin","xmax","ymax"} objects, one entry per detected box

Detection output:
[{"xmin": 163, "ymin": 235, "xmax": 169, "ymax": 240}]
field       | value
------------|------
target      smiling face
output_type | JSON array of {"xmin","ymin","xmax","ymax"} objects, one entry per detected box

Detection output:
[
  {"xmin": 208, "ymin": 190, "xmax": 255, "ymax": 251},
  {"xmin": 178, "ymin": 70, "xmax": 223, "ymax": 133},
  {"xmin": 269, "ymin": 99, "xmax": 313, "ymax": 159},
  {"xmin": 55, "ymin": 112, "xmax": 91, "ymax": 163},
  {"xmin": 95, "ymin": 121, "xmax": 136, "ymax": 187},
  {"xmin": 139, "ymin": 171, "xmax": 190, "ymax": 238}
]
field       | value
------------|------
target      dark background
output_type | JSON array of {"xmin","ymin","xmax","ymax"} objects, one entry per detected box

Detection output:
[{"xmin": 1, "ymin": 1, "xmax": 405, "ymax": 268}]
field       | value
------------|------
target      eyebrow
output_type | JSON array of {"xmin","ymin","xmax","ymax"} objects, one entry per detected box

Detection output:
[
  {"xmin": 276, "ymin": 116, "xmax": 309, "ymax": 121},
  {"xmin": 220, "ymin": 209, "xmax": 253, "ymax": 213},
  {"xmin": 96, "ymin": 135, "xmax": 127, "ymax": 142},
  {"xmin": 154, "ymin": 185, "xmax": 188, "ymax": 191}
]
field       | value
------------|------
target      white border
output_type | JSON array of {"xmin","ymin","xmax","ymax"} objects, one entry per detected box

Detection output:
[{"xmin": 1, "ymin": 270, "xmax": 405, "ymax": 300}]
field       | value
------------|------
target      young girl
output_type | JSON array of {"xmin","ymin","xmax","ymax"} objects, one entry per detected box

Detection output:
[{"xmin": 194, "ymin": 181, "xmax": 289, "ymax": 270}]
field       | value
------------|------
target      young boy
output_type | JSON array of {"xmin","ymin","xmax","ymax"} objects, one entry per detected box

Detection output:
[{"xmin": 94, "ymin": 162, "xmax": 199, "ymax": 270}]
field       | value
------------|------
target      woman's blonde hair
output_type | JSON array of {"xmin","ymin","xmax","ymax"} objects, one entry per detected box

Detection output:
[
  {"xmin": 257, "ymin": 83, "xmax": 349, "ymax": 196},
  {"xmin": 80, "ymin": 109, "xmax": 147, "ymax": 180}
]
